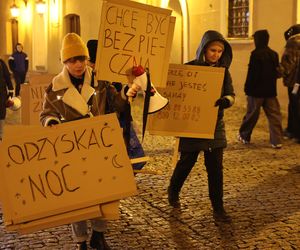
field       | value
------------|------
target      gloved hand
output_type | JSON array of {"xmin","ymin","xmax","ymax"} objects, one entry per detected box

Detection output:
[
  {"xmin": 214, "ymin": 97, "xmax": 230, "ymax": 109},
  {"xmin": 112, "ymin": 82, "xmax": 122, "ymax": 92},
  {"xmin": 132, "ymin": 65, "xmax": 147, "ymax": 91},
  {"xmin": 126, "ymin": 83, "xmax": 140, "ymax": 98}
]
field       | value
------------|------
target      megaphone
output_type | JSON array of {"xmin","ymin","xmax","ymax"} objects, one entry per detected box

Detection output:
[
  {"xmin": 6, "ymin": 96, "xmax": 21, "ymax": 111},
  {"xmin": 132, "ymin": 66, "xmax": 169, "ymax": 114}
]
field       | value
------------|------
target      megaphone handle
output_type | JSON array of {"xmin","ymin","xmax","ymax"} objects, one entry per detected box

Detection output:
[{"xmin": 128, "ymin": 96, "xmax": 133, "ymax": 103}]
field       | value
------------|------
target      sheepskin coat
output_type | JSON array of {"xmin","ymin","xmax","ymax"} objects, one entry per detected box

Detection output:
[{"xmin": 40, "ymin": 66, "xmax": 128, "ymax": 126}]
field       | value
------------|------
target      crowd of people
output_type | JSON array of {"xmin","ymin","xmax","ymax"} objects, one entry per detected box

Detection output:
[
  {"xmin": 238, "ymin": 25, "xmax": 300, "ymax": 148},
  {"xmin": 0, "ymin": 24, "xmax": 299, "ymax": 250}
]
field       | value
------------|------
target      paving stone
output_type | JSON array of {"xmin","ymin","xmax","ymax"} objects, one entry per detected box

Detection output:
[{"xmin": 1, "ymin": 96, "xmax": 300, "ymax": 249}]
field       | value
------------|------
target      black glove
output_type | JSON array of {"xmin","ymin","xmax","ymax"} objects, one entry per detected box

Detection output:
[
  {"xmin": 214, "ymin": 97, "xmax": 230, "ymax": 109},
  {"xmin": 112, "ymin": 82, "xmax": 122, "ymax": 92},
  {"xmin": 47, "ymin": 120, "xmax": 59, "ymax": 127}
]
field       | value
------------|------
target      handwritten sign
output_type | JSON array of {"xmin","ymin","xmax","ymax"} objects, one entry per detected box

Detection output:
[
  {"xmin": 6, "ymin": 201, "xmax": 120, "ymax": 234},
  {"xmin": 148, "ymin": 64, "xmax": 225, "ymax": 138},
  {"xmin": 95, "ymin": 0, "xmax": 175, "ymax": 87},
  {"xmin": 21, "ymin": 74, "xmax": 55, "ymax": 125},
  {"xmin": 0, "ymin": 114, "xmax": 137, "ymax": 226}
]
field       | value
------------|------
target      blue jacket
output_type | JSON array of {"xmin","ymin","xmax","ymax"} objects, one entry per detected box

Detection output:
[{"xmin": 8, "ymin": 51, "xmax": 29, "ymax": 73}]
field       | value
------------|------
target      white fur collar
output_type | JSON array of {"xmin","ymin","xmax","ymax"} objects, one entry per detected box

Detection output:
[{"xmin": 52, "ymin": 66, "xmax": 95, "ymax": 115}]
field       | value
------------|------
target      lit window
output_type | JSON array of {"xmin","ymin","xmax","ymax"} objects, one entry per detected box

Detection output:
[
  {"xmin": 228, "ymin": 0, "xmax": 250, "ymax": 38},
  {"xmin": 64, "ymin": 14, "xmax": 81, "ymax": 35}
]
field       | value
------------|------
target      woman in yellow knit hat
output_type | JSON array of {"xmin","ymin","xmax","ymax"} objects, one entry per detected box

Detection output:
[{"xmin": 40, "ymin": 33, "xmax": 140, "ymax": 250}]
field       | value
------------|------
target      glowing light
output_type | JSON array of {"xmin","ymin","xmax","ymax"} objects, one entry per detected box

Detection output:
[
  {"xmin": 50, "ymin": 0, "xmax": 59, "ymax": 24},
  {"xmin": 10, "ymin": 1, "xmax": 20, "ymax": 18},
  {"xmin": 161, "ymin": 0, "xmax": 169, "ymax": 8},
  {"xmin": 36, "ymin": 0, "xmax": 47, "ymax": 14}
]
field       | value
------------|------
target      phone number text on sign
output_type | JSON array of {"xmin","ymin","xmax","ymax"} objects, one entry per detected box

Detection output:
[{"xmin": 155, "ymin": 103, "xmax": 201, "ymax": 122}]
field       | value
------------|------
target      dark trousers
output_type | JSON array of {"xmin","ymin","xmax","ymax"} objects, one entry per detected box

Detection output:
[
  {"xmin": 13, "ymin": 71, "xmax": 26, "ymax": 96},
  {"xmin": 239, "ymin": 96, "xmax": 283, "ymax": 145},
  {"xmin": 169, "ymin": 148, "xmax": 224, "ymax": 209},
  {"xmin": 286, "ymin": 87, "xmax": 300, "ymax": 139}
]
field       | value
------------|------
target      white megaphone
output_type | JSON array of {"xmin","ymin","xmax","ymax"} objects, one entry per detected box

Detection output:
[
  {"xmin": 132, "ymin": 66, "xmax": 169, "ymax": 114},
  {"xmin": 6, "ymin": 96, "xmax": 21, "ymax": 111}
]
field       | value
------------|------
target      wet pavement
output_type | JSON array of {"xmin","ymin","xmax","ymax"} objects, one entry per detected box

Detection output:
[{"xmin": 0, "ymin": 93, "xmax": 300, "ymax": 249}]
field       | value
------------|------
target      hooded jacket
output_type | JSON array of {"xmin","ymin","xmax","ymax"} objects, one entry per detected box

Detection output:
[
  {"xmin": 244, "ymin": 30, "xmax": 279, "ymax": 97},
  {"xmin": 179, "ymin": 30, "xmax": 235, "ymax": 151}
]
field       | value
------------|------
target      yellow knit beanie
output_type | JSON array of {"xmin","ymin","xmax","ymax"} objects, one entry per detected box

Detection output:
[{"xmin": 60, "ymin": 33, "xmax": 89, "ymax": 62}]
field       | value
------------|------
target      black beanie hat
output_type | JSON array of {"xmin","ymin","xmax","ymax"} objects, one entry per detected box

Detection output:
[{"xmin": 87, "ymin": 39, "xmax": 98, "ymax": 64}]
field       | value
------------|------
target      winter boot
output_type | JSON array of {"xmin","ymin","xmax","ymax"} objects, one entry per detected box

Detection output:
[
  {"xmin": 212, "ymin": 205, "xmax": 232, "ymax": 223},
  {"xmin": 76, "ymin": 241, "xmax": 87, "ymax": 250},
  {"xmin": 167, "ymin": 186, "xmax": 180, "ymax": 208},
  {"xmin": 90, "ymin": 230, "xmax": 111, "ymax": 250}
]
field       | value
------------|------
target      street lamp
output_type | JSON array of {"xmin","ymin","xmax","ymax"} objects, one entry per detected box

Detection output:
[
  {"xmin": 36, "ymin": 0, "xmax": 46, "ymax": 14},
  {"xmin": 10, "ymin": 0, "xmax": 20, "ymax": 18}
]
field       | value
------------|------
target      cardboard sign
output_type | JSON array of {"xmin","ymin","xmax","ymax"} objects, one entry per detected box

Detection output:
[
  {"xmin": 6, "ymin": 201, "xmax": 120, "ymax": 234},
  {"xmin": 148, "ymin": 64, "xmax": 225, "ymax": 139},
  {"xmin": 21, "ymin": 74, "xmax": 55, "ymax": 125},
  {"xmin": 6, "ymin": 204, "xmax": 103, "ymax": 234},
  {"xmin": 95, "ymin": 0, "xmax": 175, "ymax": 87},
  {"xmin": 0, "ymin": 114, "xmax": 137, "ymax": 226}
]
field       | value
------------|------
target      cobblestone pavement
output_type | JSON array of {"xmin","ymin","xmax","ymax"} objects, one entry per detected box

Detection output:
[{"xmin": 1, "ymin": 94, "xmax": 300, "ymax": 250}]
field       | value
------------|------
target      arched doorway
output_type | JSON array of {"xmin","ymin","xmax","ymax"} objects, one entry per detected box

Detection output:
[{"xmin": 167, "ymin": 0, "xmax": 189, "ymax": 63}]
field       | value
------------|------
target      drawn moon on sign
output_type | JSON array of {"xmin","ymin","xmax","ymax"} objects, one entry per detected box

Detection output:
[{"xmin": 112, "ymin": 154, "xmax": 123, "ymax": 168}]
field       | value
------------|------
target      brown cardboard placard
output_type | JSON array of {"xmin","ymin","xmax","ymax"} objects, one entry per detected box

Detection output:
[
  {"xmin": 99, "ymin": 200, "xmax": 120, "ymax": 220},
  {"xmin": 21, "ymin": 74, "xmax": 55, "ymax": 125},
  {"xmin": 6, "ymin": 201, "xmax": 120, "ymax": 234},
  {"xmin": 27, "ymin": 74, "xmax": 56, "ymax": 85},
  {"xmin": 21, "ymin": 84, "xmax": 48, "ymax": 125},
  {"xmin": 95, "ymin": 0, "xmax": 175, "ymax": 87},
  {"xmin": 148, "ymin": 64, "xmax": 225, "ymax": 139},
  {"xmin": 0, "ymin": 114, "xmax": 137, "ymax": 225},
  {"xmin": 6, "ymin": 204, "xmax": 103, "ymax": 234}
]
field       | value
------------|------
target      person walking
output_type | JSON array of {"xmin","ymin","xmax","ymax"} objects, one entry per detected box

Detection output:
[
  {"xmin": 278, "ymin": 24, "xmax": 300, "ymax": 143},
  {"xmin": 40, "ymin": 33, "xmax": 140, "ymax": 250},
  {"xmin": 0, "ymin": 59, "xmax": 14, "ymax": 141},
  {"xmin": 237, "ymin": 29, "xmax": 283, "ymax": 148},
  {"xmin": 86, "ymin": 39, "xmax": 146, "ymax": 171},
  {"xmin": 8, "ymin": 42, "xmax": 29, "ymax": 97},
  {"xmin": 167, "ymin": 30, "xmax": 235, "ymax": 222}
]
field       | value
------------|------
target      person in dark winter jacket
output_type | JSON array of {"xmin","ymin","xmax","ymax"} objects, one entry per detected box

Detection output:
[
  {"xmin": 40, "ymin": 33, "xmax": 140, "ymax": 250},
  {"xmin": 8, "ymin": 43, "xmax": 29, "ymax": 97},
  {"xmin": 86, "ymin": 39, "xmax": 146, "ymax": 171},
  {"xmin": 278, "ymin": 24, "xmax": 300, "ymax": 143},
  {"xmin": 238, "ymin": 30, "xmax": 283, "ymax": 148},
  {"xmin": 168, "ymin": 30, "xmax": 235, "ymax": 223},
  {"xmin": 0, "ymin": 59, "xmax": 14, "ymax": 141}
]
